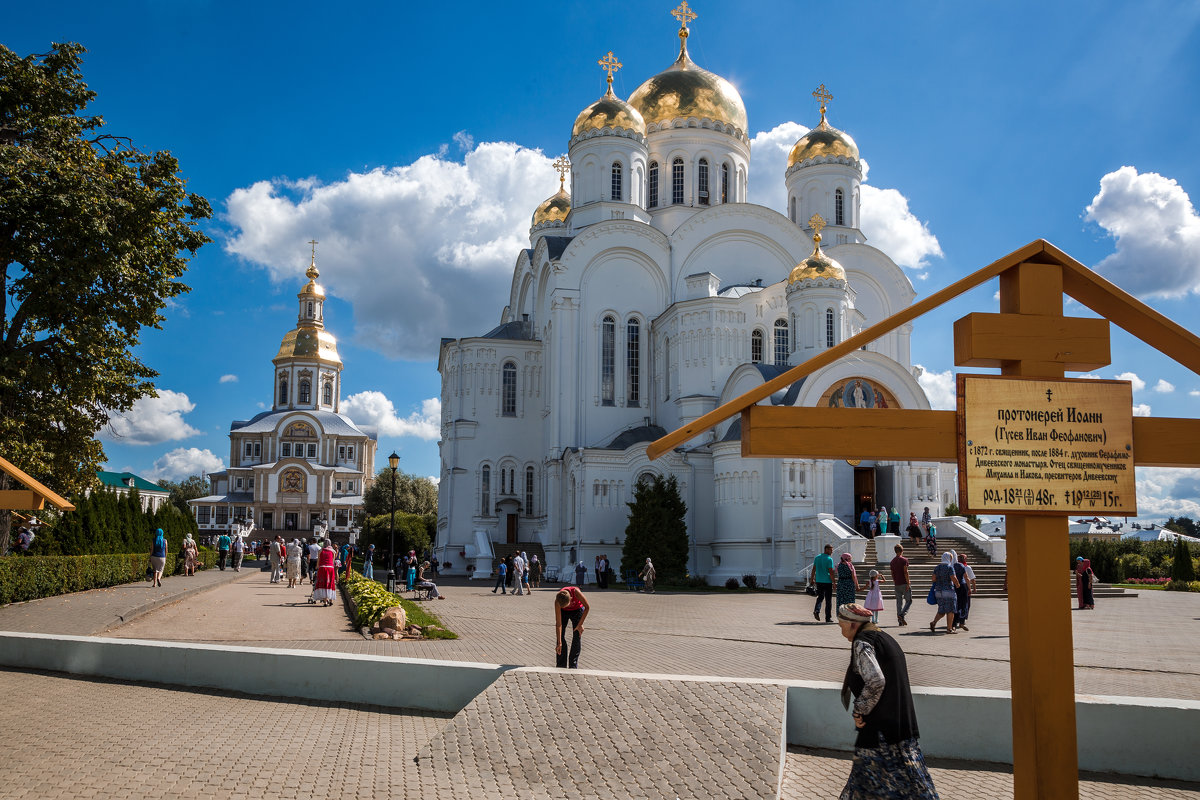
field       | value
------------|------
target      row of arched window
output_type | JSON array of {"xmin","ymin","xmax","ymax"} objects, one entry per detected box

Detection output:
[
  {"xmin": 479, "ymin": 464, "xmax": 537, "ymax": 517},
  {"xmin": 638, "ymin": 158, "xmax": 729, "ymax": 208},
  {"xmin": 278, "ymin": 377, "xmax": 333, "ymax": 406},
  {"xmin": 600, "ymin": 315, "xmax": 641, "ymax": 407},
  {"xmin": 748, "ymin": 310, "xmax": 837, "ymax": 365}
]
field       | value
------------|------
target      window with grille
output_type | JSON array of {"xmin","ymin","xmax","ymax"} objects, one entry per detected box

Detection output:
[
  {"xmin": 525, "ymin": 467, "xmax": 534, "ymax": 517},
  {"xmin": 502, "ymin": 362, "xmax": 517, "ymax": 416},
  {"xmin": 236, "ymin": 478, "xmax": 243, "ymax": 489},
  {"xmin": 721, "ymin": 163, "xmax": 729, "ymax": 203},
  {"xmin": 281, "ymin": 443, "xmax": 291, "ymax": 458},
  {"xmin": 198, "ymin": 507, "xmax": 210, "ymax": 524},
  {"xmin": 481, "ymin": 466, "xmax": 491, "ymax": 515},
  {"xmin": 647, "ymin": 162, "xmax": 658, "ymax": 208},
  {"xmin": 323, "ymin": 382, "xmax": 332, "ymax": 405},
  {"xmin": 278, "ymin": 379, "xmax": 288, "ymax": 405},
  {"xmin": 626, "ymin": 319, "xmax": 640, "ymax": 407},
  {"xmin": 339, "ymin": 446, "xmax": 345, "ymax": 460},
  {"xmin": 216, "ymin": 507, "xmax": 228, "ymax": 525},
  {"xmin": 611, "ymin": 162, "xmax": 623, "ymax": 201},
  {"xmin": 751, "ymin": 329, "xmax": 763, "ymax": 363},
  {"xmin": 826, "ymin": 308, "xmax": 835, "ymax": 347},
  {"xmin": 307, "ymin": 443, "xmax": 316, "ymax": 459},
  {"xmin": 299, "ymin": 379, "xmax": 311, "ymax": 404},
  {"xmin": 244, "ymin": 442, "xmax": 252, "ymax": 458},
  {"xmin": 248, "ymin": 477, "xmax": 255, "ymax": 490},
  {"xmin": 254, "ymin": 442, "xmax": 261, "ymax": 458},
  {"xmin": 698, "ymin": 159, "xmax": 709, "ymax": 205},
  {"xmin": 601, "ymin": 316, "xmax": 616, "ymax": 406},
  {"xmin": 672, "ymin": 158, "xmax": 684, "ymax": 204},
  {"xmin": 835, "ymin": 189, "xmax": 845, "ymax": 226},
  {"xmin": 774, "ymin": 319, "xmax": 789, "ymax": 364},
  {"xmin": 336, "ymin": 481, "xmax": 343, "ymax": 492}
]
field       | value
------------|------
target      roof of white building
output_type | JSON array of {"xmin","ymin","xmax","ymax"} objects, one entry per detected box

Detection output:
[{"xmin": 230, "ymin": 409, "xmax": 374, "ymax": 439}]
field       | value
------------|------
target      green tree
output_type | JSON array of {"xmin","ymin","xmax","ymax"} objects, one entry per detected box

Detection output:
[
  {"xmin": 1164, "ymin": 516, "xmax": 1198, "ymax": 539},
  {"xmin": 944, "ymin": 502, "xmax": 981, "ymax": 531},
  {"xmin": 0, "ymin": 42, "xmax": 211, "ymax": 553},
  {"xmin": 621, "ymin": 475, "xmax": 689, "ymax": 584},
  {"xmin": 157, "ymin": 474, "xmax": 210, "ymax": 516},
  {"xmin": 360, "ymin": 511, "xmax": 433, "ymax": 568},
  {"xmin": 361, "ymin": 467, "xmax": 438, "ymax": 517}
]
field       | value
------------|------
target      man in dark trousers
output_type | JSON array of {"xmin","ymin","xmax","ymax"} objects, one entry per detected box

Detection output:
[{"xmin": 808, "ymin": 544, "xmax": 836, "ymax": 623}]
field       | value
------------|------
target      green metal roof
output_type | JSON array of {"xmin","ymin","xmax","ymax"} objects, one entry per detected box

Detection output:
[{"xmin": 96, "ymin": 471, "xmax": 169, "ymax": 495}]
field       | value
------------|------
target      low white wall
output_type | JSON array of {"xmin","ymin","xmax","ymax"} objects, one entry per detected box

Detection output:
[
  {"xmin": 0, "ymin": 632, "xmax": 505, "ymax": 714},
  {"xmin": 875, "ymin": 534, "xmax": 901, "ymax": 563},
  {"xmin": 784, "ymin": 681, "xmax": 1200, "ymax": 782}
]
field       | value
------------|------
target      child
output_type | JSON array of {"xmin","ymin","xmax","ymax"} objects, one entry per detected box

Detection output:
[{"xmin": 864, "ymin": 569, "xmax": 886, "ymax": 624}]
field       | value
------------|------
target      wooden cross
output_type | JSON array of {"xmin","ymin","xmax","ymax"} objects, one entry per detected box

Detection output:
[
  {"xmin": 812, "ymin": 83, "xmax": 833, "ymax": 121},
  {"xmin": 598, "ymin": 51, "xmax": 622, "ymax": 86},
  {"xmin": 672, "ymin": 1, "xmax": 697, "ymax": 31},
  {"xmin": 552, "ymin": 155, "xmax": 570, "ymax": 190}
]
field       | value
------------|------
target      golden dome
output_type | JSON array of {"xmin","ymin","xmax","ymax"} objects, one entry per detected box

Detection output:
[
  {"xmin": 300, "ymin": 258, "xmax": 326, "ymax": 299},
  {"xmin": 628, "ymin": 43, "xmax": 747, "ymax": 133},
  {"xmin": 573, "ymin": 85, "xmax": 646, "ymax": 139},
  {"xmin": 275, "ymin": 327, "xmax": 342, "ymax": 365},
  {"xmin": 532, "ymin": 187, "xmax": 571, "ymax": 227},
  {"xmin": 788, "ymin": 117, "xmax": 859, "ymax": 167},
  {"xmin": 788, "ymin": 215, "xmax": 846, "ymax": 284}
]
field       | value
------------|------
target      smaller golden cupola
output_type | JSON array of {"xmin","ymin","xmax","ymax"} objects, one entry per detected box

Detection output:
[
  {"xmin": 572, "ymin": 51, "xmax": 647, "ymax": 140},
  {"xmin": 788, "ymin": 84, "xmax": 860, "ymax": 168},
  {"xmin": 788, "ymin": 214, "xmax": 846, "ymax": 284},
  {"xmin": 532, "ymin": 155, "xmax": 572, "ymax": 228},
  {"xmin": 275, "ymin": 241, "xmax": 342, "ymax": 366}
]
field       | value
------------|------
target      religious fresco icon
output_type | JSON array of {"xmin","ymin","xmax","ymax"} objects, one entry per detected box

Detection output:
[
  {"xmin": 827, "ymin": 379, "xmax": 891, "ymax": 408},
  {"xmin": 280, "ymin": 468, "xmax": 305, "ymax": 493}
]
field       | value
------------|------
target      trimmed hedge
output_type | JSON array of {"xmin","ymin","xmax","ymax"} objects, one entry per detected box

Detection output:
[{"xmin": 0, "ymin": 546, "xmax": 217, "ymax": 605}]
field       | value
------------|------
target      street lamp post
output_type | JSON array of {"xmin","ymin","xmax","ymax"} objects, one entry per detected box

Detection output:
[{"xmin": 386, "ymin": 451, "xmax": 400, "ymax": 593}]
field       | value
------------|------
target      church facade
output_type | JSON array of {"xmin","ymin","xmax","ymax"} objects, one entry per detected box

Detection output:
[
  {"xmin": 190, "ymin": 254, "xmax": 377, "ymax": 541},
  {"xmin": 436, "ymin": 7, "xmax": 956, "ymax": 584}
]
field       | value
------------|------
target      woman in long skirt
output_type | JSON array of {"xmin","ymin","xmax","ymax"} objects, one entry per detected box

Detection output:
[
  {"xmin": 285, "ymin": 539, "xmax": 302, "ymax": 588},
  {"xmin": 836, "ymin": 553, "xmax": 860, "ymax": 608},
  {"xmin": 1075, "ymin": 557, "xmax": 1096, "ymax": 609},
  {"xmin": 312, "ymin": 540, "xmax": 339, "ymax": 606},
  {"xmin": 837, "ymin": 603, "xmax": 939, "ymax": 799}
]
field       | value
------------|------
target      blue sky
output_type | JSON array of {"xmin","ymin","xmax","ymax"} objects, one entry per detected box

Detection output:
[{"xmin": 7, "ymin": 0, "xmax": 1200, "ymax": 523}]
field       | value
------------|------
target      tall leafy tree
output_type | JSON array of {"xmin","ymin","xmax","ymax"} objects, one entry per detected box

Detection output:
[
  {"xmin": 157, "ymin": 474, "xmax": 210, "ymax": 516},
  {"xmin": 0, "ymin": 43, "xmax": 210, "ymax": 552},
  {"xmin": 362, "ymin": 467, "xmax": 438, "ymax": 517},
  {"xmin": 621, "ymin": 475, "xmax": 689, "ymax": 584}
]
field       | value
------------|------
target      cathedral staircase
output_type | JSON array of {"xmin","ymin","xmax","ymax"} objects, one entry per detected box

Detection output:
[{"xmin": 489, "ymin": 541, "xmax": 548, "ymax": 578}]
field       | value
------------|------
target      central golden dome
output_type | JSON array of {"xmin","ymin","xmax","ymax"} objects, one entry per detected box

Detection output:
[
  {"xmin": 532, "ymin": 187, "xmax": 571, "ymax": 227},
  {"xmin": 275, "ymin": 327, "xmax": 342, "ymax": 365},
  {"xmin": 628, "ymin": 44, "xmax": 747, "ymax": 133},
  {"xmin": 573, "ymin": 85, "xmax": 646, "ymax": 139},
  {"xmin": 788, "ymin": 117, "xmax": 859, "ymax": 167}
]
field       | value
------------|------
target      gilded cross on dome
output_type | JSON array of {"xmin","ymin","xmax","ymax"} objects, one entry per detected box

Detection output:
[
  {"xmin": 552, "ymin": 155, "xmax": 570, "ymax": 191},
  {"xmin": 306, "ymin": 238, "xmax": 320, "ymax": 278},
  {"xmin": 672, "ymin": 2, "xmax": 697, "ymax": 33},
  {"xmin": 812, "ymin": 84, "xmax": 833, "ymax": 122},
  {"xmin": 808, "ymin": 213, "xmax": 827, "ymax": 242},
  {"xmin": 598, "ymin": 51, "xmax": 622, "ymax": 86}
]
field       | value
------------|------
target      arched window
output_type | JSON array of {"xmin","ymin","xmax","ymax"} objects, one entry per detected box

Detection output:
[
  {"xmin": 501, "ymin": 361, "xmax": 517, "ymax": 416},
  {"xmin": 601, "ymin": 316, "xmax": 616, "ymax": 406},
  {"xmin": 826, "ymin": 308, "xmax": 836, "ymax": 348},
  {"xmin": 611, "ymin": 161, "xmax": 623, "ymax": 201},
  {"xmin": 298, "ymin": 379, "xmax": 311, "ymax": 404},
  {"xmin": 481, "ymin": 466, "xmax": 491, "ymax": 515},
  {"xmin": 751, "ymin": 329, "xmax": 763, "ymax": 363},
  {"xmin": 525, "ymin": 466, "xmax": 535, "ymax": 517},
  {"xmin": 835, "ymin": 188, "xmax": 845, "ymax": 226},
  {"xmin": 697, "ymin": 159, "xmax": 709, "ymax": 205},
  {"xmin": 790, "ymin": 196, "xmax": 796, "ymax": 222},
  {"xmin": 278, "ymin": 378, "xmax": 288, "ymax": 405},
  {"xmin": 774, "ymin": 319, "xmax": 789, "ymax": 364},
  {"xmin": 647, "ymin": 161, "xmax": 659, "ymax": 209},
  {"xmin": 306, "ymin": 301, "xmax": 314, "ymax": 318},
  {"xmin": 626, "ymin": 319, "xmax": 640, "ymax": 407},
  {"xmin": 322, "ymin": 382, "xmax": 332, "ymax": 405},
  {"xmin": 672, "ymin": 158, "xmax": 685, "ymax": 205},
  {"xmin": 721, "ymin": 162, "xmax": 730, "ymax": 203}
]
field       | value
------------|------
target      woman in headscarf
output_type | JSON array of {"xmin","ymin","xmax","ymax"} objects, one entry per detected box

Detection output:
[
  {"xmin": 953, "ymin": 552, "xmax": 976, "ymax": 631},
  {"xmin": 906, "ymin": 513, "xmax": 922, "ymax": 542},
  {"xmin": 836, "ymin": 603, "xmax": 940, "ymax": 799},
  {"xmin": 285, "ymin": 538, "xmax": 302, "ymax": 588},
  {"xmin": 149, "ymin": 528, "xmax": 168, "ymax": 587},
  {"xmin": 928, "ymin": 551, "xmax": 961, "ymax": 634},
  {"xmin": 311, "ymin": 539, "xmax": 338, "ymax": 606},
  {"xmin": 1075, "ymin": 557, "xmax": 1096, "ymax": 610},
  {"xmin": 836, "ymin": 552, "xmax": 861, "ymax": 608},
  {"xmin": 574, "ymin": 560, "xmax": 588, "ymax": 586},
  {"xmin": 890, "ymin": 507, "xmax": 902, "ymax": 535},
  {"xmin": 640, "ymin": 558, "xmax": 657, "ymax": 594},
  {"xmin": 182, "ymin": 534, "xmax": 199, "ymax": 577},
  {"xmin": 877, "ymin": 507, "xmax": 888, "ymax": 535}
]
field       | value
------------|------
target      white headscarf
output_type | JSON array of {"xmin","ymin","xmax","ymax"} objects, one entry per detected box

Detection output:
[{"xmin": 941, "ymin": 551, "xmax": 955, "ymax": 567}]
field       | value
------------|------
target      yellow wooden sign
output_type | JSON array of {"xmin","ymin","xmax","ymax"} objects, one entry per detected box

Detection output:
[{"xmin": 957, "ymin": 375, "xmax": 1136, "ymax": 515}]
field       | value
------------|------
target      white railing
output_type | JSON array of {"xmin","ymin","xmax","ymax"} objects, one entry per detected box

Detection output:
[
  {"xmin": 934, "ymin": 516, "xmax": 1006, "ymax": 563},
  {"xmin": 463, "ymin": 530, "xmax": 495, "ymax": 580}
]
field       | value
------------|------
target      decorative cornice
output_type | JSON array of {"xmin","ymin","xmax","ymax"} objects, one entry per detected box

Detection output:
[{"xmin": 568, "ymin": 127, "xmax": 647, "ymax": 147}]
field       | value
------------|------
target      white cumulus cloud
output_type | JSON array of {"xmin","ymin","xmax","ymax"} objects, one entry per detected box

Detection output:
[
  {"xmin": 748, "ymin": 121, "xmax": 942, "ymax": 270},
  {"xmin": 915, "ymin": 365, "xmax": 956, "ymax": 410},
  {"xmin": 1190, "ymin": 390, "xmax": 1200, "ymax": 397},
  {"xmin": 1114, "ymin": 371, "xmax": 1146, "ymax": 392},
  {"xmin": 219, "ymin": 374, "xmax": 238, "ymax": 384},
  {"xmin": 1085, "ymin": 166, "xmax": 1200, "ymax": 298},
  {"xmin": 224, "ymin": 139, "xmax": 560, "ymax": 361},
  {"xmin": 144, "ymin": 447, "xmax": 226, "ymax": 483},
  {"xmin": 1135, "ymin": 467, "xmax": 1200, "ymax": 520},
  {"xmin": 1153, "ymin": 379, "xmax": 1175, "ymax": 393},
  {"xmin": 100, "ymin": 390, "xmax": 202, "ymax": 445},
  {"xmin": 1132, "ymin": 403, "xmax": 1152, "ymax": 417},
  {"xmin": 342, "ymin": 392, "xmax": 441, "ymax": 440}
]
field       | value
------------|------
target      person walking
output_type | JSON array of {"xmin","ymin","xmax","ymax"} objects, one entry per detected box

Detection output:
[
  {"xmin": 311, "ymin": 539, "xmax": 338, "ymax": 606},
  {"xmin": 924, "ymin": 524, "xmax": 937, "ymax": 556},
  {"xmin": 836, "ymin": 602, "xmax": 940, "ymax": 799},
  {"xmin": 574, "ymin": 560, "xmax": 588, "ymax": 586},
  {"xmin": 511, "ymin": 552, "xmax": 526, "ymax": 598},
  {"xmin": 298, "ymin": 539, "xmax": 309, "ymax": 585},
  {"xmin": 928, "ymin": 552, "xmax": 960, "ymax": 634},
  {"xmin": 416, "ymin": 561, "xmax": 445, "ymax": 599},
  {"xmin": 906, "ymin": 513, "xmax": 922, "ymax": 542},
  {"xmin": 1075, "ymin": 557, "xmax": 1096, "ymax": 610},
  {"xmin": 890, "ymin": 545, "xmax": 912, "ymax": 626},
  {"xmin": 405, "ymin": 551, "xmax": 418, "ymax": 592},
  {"xmin": 836, "ymin": 552, "xmax": 861, "ymax": 608},
  {"xmin": 554, "ymin": 585, "xmax": 590, "ymax": 669},
  {"xmin": 597, "ymin": 554, "xmax": 609, "ymax": 589},
  {"xmin": 890, "ymin": 507, "xmax": 901, "ymax": 535},
  {"xmin": 231, "ymin": 533, "xmax": 245, "ymax": 572},
  {"xmin": 286, "ymin": 539, "xmax": 302, "ymax": 588},
  {"xmin": 864, "ymin": 570, "xmax": 886, "ymax": 624},
  {"xmin": 953, "ymin": 552, "xmax": 975, "ymax": 631},
  {"xmin": 363, "ymin": 544, "xmax": 375, "ymax": 580},
  {"xmin": 594, "ymin": 555, "xmax": 603, "ymax": 588},
  {"xmin": 521, "ymin": 551, "xmax": 532, "ymax": 595},
  {"xmin": 306, "ymin": 539, "xmax": 321, "ymax": 584},
  {"xmin": 148, "ymin": 527, "xmax": 168, "ymax": 588},
  {"xmin": 877, "ymin": 507, "xmax": 888, "ymax": 536},
  {"xmin": 640, "ymin": 558, "xmax": 657, "ymax": 593},
  {"xmin": 808, "ymin": 544, "xmax": 836, "ymax": 623},
  {"xmin": 529, "ymin": 554, "xmax": 542, "ymax": 589},
  {"xmin": 859, "ymin": 507, "xmax": 872, "ymax": 537},
  {"xmin": 183, "ymin": 534, "xmax": 199, "ymax": 577},
  {"xmin": 217, "ymin": 531, "xmax": 231, "ymax": 571},
  {"xmin": 268, "ymin": 536, "xmax": 284, "ymax": 583},
  {"xmin": 921, "ymin": 507, "xmax": 932, "ymax": 535},
  {"xmin": 492, "ymin": 559, "xmax": 508, "ymax": 594}
]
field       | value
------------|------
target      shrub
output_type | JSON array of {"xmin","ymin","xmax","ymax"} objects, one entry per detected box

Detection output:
[
  {"xmin": 681, "ymin": 575, "xmax": 708, "ymax": 588},
  {"xmin": 1117, "ymin": 553, "xmax": 1152, "ymax": 579},
  {"xmin": 724, "ymin": 577, "xmax": 740, "ymax": 590},
  {"xmin": 339, "ymin": 570, "xmax": 456, "ymax": 639},
  {"xmin": 1165, "ymin": 579, "xmax": 1200, "ymax": 592},
  {"xmin": 742, "ymin": 574, "xmax": 758, "ymax": 589}
]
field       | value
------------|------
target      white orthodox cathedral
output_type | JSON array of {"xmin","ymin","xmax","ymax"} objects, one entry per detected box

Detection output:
[{"xmin": 437, "ymin": 5, "xmax": 957, "ymax": 585}]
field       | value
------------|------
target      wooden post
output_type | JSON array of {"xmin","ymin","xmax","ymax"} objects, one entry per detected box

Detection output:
[{"xmin": 999, "ymin": 261, "xmax": 1079, "ymax": 799}]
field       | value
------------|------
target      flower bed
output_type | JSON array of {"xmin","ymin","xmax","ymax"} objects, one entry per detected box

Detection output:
[
  {"xmin": 339, "ymin": 571, "xmax": 456, "ymax": 639},
  {"xmin": 1124, "ymin": 577, "xmax": 1171, "ymax": 585}
]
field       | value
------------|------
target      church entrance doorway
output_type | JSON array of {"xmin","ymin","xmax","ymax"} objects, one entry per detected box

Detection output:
[
  {"xmin": 854, "ymin": 467, "xmax": 875, "ymax": 531},
  {"xmin": 284, "ymin": 512, "xmax": 298, "ymax": 531},
  {"xmin": 875, "ymin": 466, "xmax": 895, "ymax": 517},
  {"xmin": 506, "ymin": 513, "xmax": 518, "ymax": 544}
]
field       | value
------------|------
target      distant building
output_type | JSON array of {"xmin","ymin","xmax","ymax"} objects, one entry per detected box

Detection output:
[
  {"xmin": 188, "ymin": 253, "xmax": 377, "ymax": 540},
  {"xmin": 94, "ymin": 471, "xmax": 170, "ymax": 513},
  {"xmin": 1068, "ymin": 517, "xmax": 1122, "ymax": 541}
]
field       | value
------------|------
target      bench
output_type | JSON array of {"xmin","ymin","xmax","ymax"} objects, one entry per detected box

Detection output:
[
  {"xmin": 624, "ymin": 570, "xmax": 645, "ymax": 591},
  {"xmin": 409, "ymin": 584, "xmax": 434, "ymax": 601}
]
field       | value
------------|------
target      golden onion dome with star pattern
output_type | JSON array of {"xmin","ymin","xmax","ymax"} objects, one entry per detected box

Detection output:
[
  {"xmin": 628, "ymin": 9, "xmax": 747, "ymax": 134},
  {"xmin": 274, "ymin": 255, "xmax": 342, "ymax": 366},
  {"xmin": 573, "ymin": 84, "xmax": 647, "ymax": 139},
  {"xmin": 788, "ymin": 215, "xmax": 846, "ymax": 284},
  {"xmin": 788, "ymin": 84, "xmax": 859, "ymax": 168},
  {"xmin": 532, "ymin": 186, "xmax": 571, "ymax": 227}
]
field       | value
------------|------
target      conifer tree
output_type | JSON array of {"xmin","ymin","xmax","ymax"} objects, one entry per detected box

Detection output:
[{"xmin": 621, "ymin": 475, "xmax": 689, "ymax": 584}]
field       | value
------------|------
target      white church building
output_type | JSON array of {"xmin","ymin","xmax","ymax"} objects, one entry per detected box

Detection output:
[{"xmin": 437, "ymin": 6, "xmax": 956, "ymax": 585}]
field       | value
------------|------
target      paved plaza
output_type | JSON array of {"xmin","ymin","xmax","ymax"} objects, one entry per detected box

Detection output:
[{"xmin": 2, "ymin": 569, "xmax": 1199, "ymax": 798}]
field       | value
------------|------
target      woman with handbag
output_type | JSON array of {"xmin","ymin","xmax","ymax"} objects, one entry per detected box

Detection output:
[{"xmin": 928, "ymin": 552, "xmax": 960, "ymax": 634}]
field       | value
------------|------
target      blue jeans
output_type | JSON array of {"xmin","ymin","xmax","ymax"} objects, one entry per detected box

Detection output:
[
  {"xmin": 364, "ymin": 561, "xmax": 373, "ymax": 580},
  {"xmin": 493, "ymin": 572, "xmax": 507, "ymax": 593}
]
